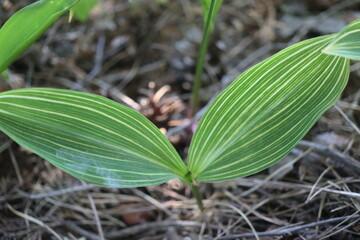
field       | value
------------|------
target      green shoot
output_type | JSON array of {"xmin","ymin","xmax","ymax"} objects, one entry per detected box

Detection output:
[{"xmin": 191, "ymin": 0, "xmax": 223, "ymax": 116}]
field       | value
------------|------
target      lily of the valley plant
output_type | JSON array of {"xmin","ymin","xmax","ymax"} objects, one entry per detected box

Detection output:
[{"xmin": 0, "ymin": 0, "xmax": 359, "ymax": 210}]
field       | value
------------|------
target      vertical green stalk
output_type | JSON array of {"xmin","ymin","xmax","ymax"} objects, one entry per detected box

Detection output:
[
  {"xmin": 190, "ymin": 182, "xmax": 204, "ymax": 212},
  {"xmin": 183, "ymin": 171, "xmax": 204, "ymax": 211},
  {"xmin": 190, "ymin": 0, "xmax": 217, "ymax": 116}
]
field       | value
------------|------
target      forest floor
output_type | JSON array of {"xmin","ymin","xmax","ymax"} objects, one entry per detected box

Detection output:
[{"xmin": 1, "ymin": 0, "xmax": 360, "ymax": 239}]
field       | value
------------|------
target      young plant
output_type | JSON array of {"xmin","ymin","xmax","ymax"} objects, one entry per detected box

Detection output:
[{"xmin": 0, "ymin": 0, "xmax": 359, "ymax": 211}]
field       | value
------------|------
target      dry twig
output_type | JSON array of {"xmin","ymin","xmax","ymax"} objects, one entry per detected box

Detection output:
[
  {"xmin": 208, "ymin": 214, "xmax": 360, "ymax": 240},
  {"xmin": 105, "ymin": 220, "xmax": 209, "ymax": 238},
  {"xmin": 6, "ymin": 203, "xmax": 62, "ymax": 240},
  {"xmin": 23, "ymin": 184, "xmax": 96, "ymax": 199}
]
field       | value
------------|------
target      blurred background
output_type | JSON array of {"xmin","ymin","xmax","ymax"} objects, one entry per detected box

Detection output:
[{"xmin": 1, "ymin": 0, "xmax": 360, "ymax": 239}]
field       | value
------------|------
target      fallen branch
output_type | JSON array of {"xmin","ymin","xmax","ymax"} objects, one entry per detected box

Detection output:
[{"xmin": 298, "ymin": 140, "xmax": 360, "ymax": 175}]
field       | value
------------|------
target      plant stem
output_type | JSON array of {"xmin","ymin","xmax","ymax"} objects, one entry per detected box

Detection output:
[
  {"xmin": 190, "ymin": 0, "xmax": 217, "ymax": 116},
  {"xmin": 190, "ymin": 182, "xmax": 204, "ymax": 212}
]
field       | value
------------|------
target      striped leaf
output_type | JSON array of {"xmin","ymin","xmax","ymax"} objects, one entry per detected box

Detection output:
[
  {"xmin": 0, "ymin": 0, "xmax": 79, "ymax": 73},
  {"xmin": 0, "ymin": 88, "xmax": 188, "ymax": 187},
  {"xmin": 188, "ymin": 35, "xmax": 350, "ymax": 182},
  {"xmin": 323, "ymin": 19, "xmax": 360, "ymax": 61}
]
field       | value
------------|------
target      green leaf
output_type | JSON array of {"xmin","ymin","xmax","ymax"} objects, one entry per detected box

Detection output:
[
  {"xmin": 201, "ymin": 0, "xmax": 223, "ymax": 26},
  {"xmin": 323, "ymin": 19, "xmax": 360, "ymax": 61},
  {"xmin": 0, "ymin": 88, "xmax": 188, "ymax": 187},
  {"xmin": 0, "ymin": 0, "xmax": 79, "ymax": 73},
  {"xmin": 71, "ymin": 0, "xmax": 98, "ymax": 22},
  {"xmin": 188, "ymin": 35, "xmax": 350, "ymax": 182}
]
